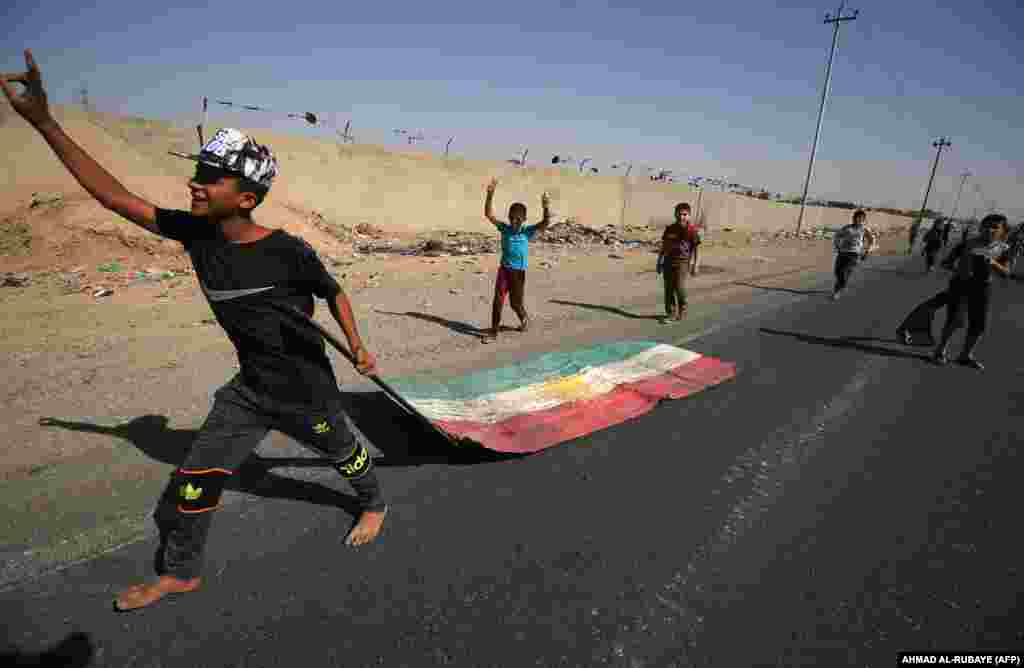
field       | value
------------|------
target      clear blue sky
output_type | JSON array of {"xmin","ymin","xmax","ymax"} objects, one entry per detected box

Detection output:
[{"xmin": 5, "ymin": 0, "xmax": 1022, "ymax": 217}]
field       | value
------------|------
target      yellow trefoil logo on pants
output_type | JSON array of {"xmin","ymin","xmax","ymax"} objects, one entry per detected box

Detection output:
[
  {"xmin": 180, "ymin": 483, "xmax": 203, "ymax": 501},
  {"xmin": 313, "ymin": 421, "xmax": 332, "ymax": 434}
]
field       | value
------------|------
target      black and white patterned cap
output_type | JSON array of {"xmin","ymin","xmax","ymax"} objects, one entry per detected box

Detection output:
[{"xmin": 174, "ymin": 128, "xmax": 278, "ymax": 188}]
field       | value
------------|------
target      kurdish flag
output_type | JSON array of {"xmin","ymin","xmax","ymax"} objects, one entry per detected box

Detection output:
[{"xmin": 389, "ymin": 341, "xmax": 736, "ymax": 453}]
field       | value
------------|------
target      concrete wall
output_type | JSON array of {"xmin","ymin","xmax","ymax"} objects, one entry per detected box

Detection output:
[{"xmin": 1, "ymin": 106, "xmax": 913, "ymax": 236}]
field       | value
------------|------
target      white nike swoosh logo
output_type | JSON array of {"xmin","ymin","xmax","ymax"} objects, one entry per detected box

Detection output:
[{"xmin": 201, "ymin": 283, "xmax": 276, "ymax": 302}]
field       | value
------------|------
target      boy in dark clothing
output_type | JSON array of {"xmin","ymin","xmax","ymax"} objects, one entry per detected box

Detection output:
[
  {"xmin": 2, "ymin": 50, "xmax": 387, "ymax": 611},
  {"xmin": 482, "ymin": 178, "xmax": 552, "ymax": 342},
  {"xmin": 922, "ymin": 219, "xmax": 945, "ymax": 272},
  {"xmin": 929, "ymin": 214, "xmax": 1012, "ymax": 369},
  {"xmin": 656, "ymin": 203, "xmax": 702, "ymax": 322},
  {"xmin": 898, "ymin": 214, "xmax": 1012, "ymax": 369}
]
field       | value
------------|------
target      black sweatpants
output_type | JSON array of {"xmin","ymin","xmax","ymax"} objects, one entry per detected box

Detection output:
[
  {"xmin": 940, "ymin": 279, "xmax": 992, "ymax": 339},
  {"xmin": 158, "ymin": 375, "xmax": 386, "ymax": 579},
  {"xmin": 899, "ymin": 278, "xmax": 991, "ymax": 346},
  {"xmin": 833, "ymin": 252, "xmax": 860, "ymax": 292}
]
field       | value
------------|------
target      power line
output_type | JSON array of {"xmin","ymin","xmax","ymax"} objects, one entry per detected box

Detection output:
[{"xmin": 795, "ymin": 1, "xmax": 859, "ymax": 235}]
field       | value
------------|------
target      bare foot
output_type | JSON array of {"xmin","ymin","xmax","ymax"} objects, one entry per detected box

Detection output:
[
  {"xmin": 345, "ymin": 506, "xmax": 388, "ymax": 547},
  {"xmin": 114, "ymin": 575, "xmax": 201, "ymax": 611}
]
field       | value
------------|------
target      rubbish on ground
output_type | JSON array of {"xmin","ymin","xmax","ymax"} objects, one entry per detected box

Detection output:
[
  {"xmin": 3, "ymin": 272, "xmax": 31, "ymax": 287},
  {"xmin": 97, "ymin": 262, "xmax": 124, "ymax": 273}
]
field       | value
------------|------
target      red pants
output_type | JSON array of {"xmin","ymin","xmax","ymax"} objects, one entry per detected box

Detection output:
[{"xmin": 492, "ymin": 266, "xmax": 527, "ymax": 330}]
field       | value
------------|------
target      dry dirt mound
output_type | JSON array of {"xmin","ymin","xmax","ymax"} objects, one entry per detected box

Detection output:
[
  {"xmin": 0, "ymin": 106, "xmax": 189, "ymax": 216},
  {"xmin": 2, "ymin": 104, "xmax": 914, "ymax": 275},
  {"xmin": 0, "ymin": 191, "xmax": 370, "ymax": 297},
  {"xmin": 1, "ymin": 105, "xmax": 383, "ymax": 286}
]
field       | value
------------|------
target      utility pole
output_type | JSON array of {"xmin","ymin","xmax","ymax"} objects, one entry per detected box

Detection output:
[
  {"xmin": 916, "ymin": 137, "xmax": 952, "ymax": 226},
  {"xmin": 337, "ymin": 120, "xmax": 354, "ymax": 144},
  {"xmin": 795, "ymin": 2, "xmax": 859, "ymax": 236},
  {"xmin": 696, "ymin": 187, "xmax": 704, "ymax": 231},
  {"xmin": 613, "ymin": 163, "xmax": 634, "ymax": 228},
  {"xmin": 78, "ymin": 83, "xmax": 91, "ymax": 112},
  {"xmin": 948, "ymin": 169, "xmax": 970, "ymax": 222},
  {"xmin": 444, "ymin": 137, "xmax": 454, "ymax": 159},
  {"xmin": 196, "ymin": 96, "xmax": 208, "ymax": 149}
]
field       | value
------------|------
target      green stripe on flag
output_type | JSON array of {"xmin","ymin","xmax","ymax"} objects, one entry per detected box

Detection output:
[{"xmin": 390, "ymin": 341, "xmax": 661, "ymax": 401}]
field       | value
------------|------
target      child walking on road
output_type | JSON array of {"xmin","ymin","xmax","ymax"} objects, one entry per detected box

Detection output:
[
  {"xmin": 831, "ymin": 209, "xmax": 876, "ymax": 300},
  {"xmin": 897, "ymin": 214, "xmax": 1013, "ymax": 369},
  {"xmin": 923, "ymin": 215, "xmax": 1011, "ymax": 370},
  {"xmin": 656, "ymin": 203, "xmax": 702, "ymax": 322},
  {"xmin": 482, "ymin": 178, "xmax": 552, "ymax": 343},
  {"xmin": 922, "ymin": 219, "xmax": 945, "ymax": 273},
  {"xmin": 2, "ymin": 50, "xmax": 388, "ymax": 611}
]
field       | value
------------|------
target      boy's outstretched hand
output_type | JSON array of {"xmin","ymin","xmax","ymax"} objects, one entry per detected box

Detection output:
[
  {"xmin": 1, "ymin": 50, "xmax": 54, "ymax": 128},
  {"xmin": 541, "ymin": 191, "xmax": 551, "ymax": 208},
  {"xmin": 486, "ymin": 178, "xmax": 498, "ymax": 194}
]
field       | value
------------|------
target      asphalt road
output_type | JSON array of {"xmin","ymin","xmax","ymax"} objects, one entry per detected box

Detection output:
[{"xmin": 3, "ymin": 254, "xmax": 1022, "ymax": 667}]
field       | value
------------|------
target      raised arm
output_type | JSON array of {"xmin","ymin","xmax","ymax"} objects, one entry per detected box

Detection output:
[
  {"xmin": 865, "ymin": 226, "xmax": 877, "ymax": 251},
  {"xmin": 1, "ymin": 50, "xmax": 160, "ymax": 235},
  {"xmin": 533, "ymin": 191, "xmax": 552, "ymax": 232},
  {"xmin": 484, "ymin": 178, "xmax": 503, "ymax": 227}
]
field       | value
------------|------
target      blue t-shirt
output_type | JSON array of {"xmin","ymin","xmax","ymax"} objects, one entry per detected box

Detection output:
[{"xmin": 497, "ymin": 223, "xmax": 539, "ymax": 270}]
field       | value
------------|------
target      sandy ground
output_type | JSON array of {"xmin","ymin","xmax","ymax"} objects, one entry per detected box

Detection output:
[
  {"xmin": 0, "ymin": 225, "xmax": 910, "ymax": 582},
  {"xmin": 1, "ymin": 230, "xmax": 907, "ymax": 478},
  {"xmin": 0, "ymin": 104, "xmax": 920, "ymax": 582}
]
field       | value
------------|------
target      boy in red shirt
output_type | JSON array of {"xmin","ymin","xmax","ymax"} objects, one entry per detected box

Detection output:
[{"xmin": 656, "ymin": 203, "xmax": 702, "ymax": 322}]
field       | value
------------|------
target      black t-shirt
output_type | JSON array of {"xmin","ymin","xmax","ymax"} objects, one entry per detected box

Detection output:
[
  {"xmin": 157, "ymin": 209, "xmax": 343, "ymax": 407},
  {"xmin": 946, "ymin": 238, "xmax": 1011, "ymax": 286}
]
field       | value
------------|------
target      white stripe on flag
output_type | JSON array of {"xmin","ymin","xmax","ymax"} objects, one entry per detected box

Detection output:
[{"xmin": 410, "ymin": 344, "xmax": 701, "ymax": 423}]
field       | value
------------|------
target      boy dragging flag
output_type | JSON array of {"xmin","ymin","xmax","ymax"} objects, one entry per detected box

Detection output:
[{"xmin": 2, "ymin": 49, "xmax": 388, "ymax": 611}]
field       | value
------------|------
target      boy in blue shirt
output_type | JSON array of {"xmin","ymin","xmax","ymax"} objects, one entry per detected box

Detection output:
[{"xmin": 482, "ymin": 178, "xmax": 552, "ymax": 343}]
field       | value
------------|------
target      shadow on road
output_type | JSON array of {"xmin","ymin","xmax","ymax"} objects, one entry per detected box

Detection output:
[
  {"xmin": 374, "ymin": 310, "xmax": 491, "ymax": 338},
  {"xmin": 0, "ymin": 632, "xmax": 94, "ymax": 668},
  {"xmin": 38, "ymin": 395, "xmax": 522, "ymax": 573},
  {"xmin": 759, "ymin": 328, "xmax": 933, "ymax": 362},
  {"xmin": 37, "ymin": 391, "xmax": 519, "ymax": 500},
  {"xmin": 733, "ymin": 281, "xmax": 832, "ymax": 298},
  {"xmin": 860, "ymin": 266, "xmax": 930, "ymax": 278},
  {"xmin": 549, "ymin": 299, "xmax": 663, "ymax": 320},
  {"xmin": 38, "ymin": 394, "xmax": 519, "ymax": 474}
]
